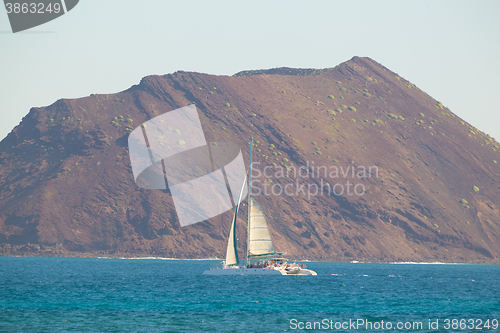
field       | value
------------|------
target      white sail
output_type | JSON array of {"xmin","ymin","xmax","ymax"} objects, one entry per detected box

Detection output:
[
  {"xmin": 248, "ymin": 197, "xmax": 275, "ymax": 257},
  {"xmin": 225, "ymin": 175, "xmax": 247, "ymax": 266},
  {"xmin": 225, "ymin": 216, "xmax": 238, "ymax": 266}
]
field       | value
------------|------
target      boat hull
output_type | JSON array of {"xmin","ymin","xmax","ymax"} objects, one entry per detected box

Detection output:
[
  {"xmin": 203, "ymin": 268, "xmax": 285, "ymax": 275},
  {"xmin": 203, "ymin": 267, "xmax": 317, "ymax": 275},
  {"xmin": 278, "ymin": 268, "xmax": 317, "ymax": 275}
]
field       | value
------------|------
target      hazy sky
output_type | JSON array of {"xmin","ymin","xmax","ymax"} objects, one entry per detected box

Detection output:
[{"xmin": 1, "ymin": 0, "xmax": 499, "ymax": 142}]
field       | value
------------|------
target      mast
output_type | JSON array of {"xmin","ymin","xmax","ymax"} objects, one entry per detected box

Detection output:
[{"xmin": 247, "ymin": 139, "xmax": 253, "ymax": 260}]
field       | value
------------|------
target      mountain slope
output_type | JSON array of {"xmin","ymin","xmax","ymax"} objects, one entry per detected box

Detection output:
[{"xmin": 1, "ymin": 56, "xmax": 499, "ymax": 262}]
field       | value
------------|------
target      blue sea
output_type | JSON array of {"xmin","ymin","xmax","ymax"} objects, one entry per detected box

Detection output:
[{"xmin": 0, "ymin": 257, "xmax": 499, "ymax": 332}]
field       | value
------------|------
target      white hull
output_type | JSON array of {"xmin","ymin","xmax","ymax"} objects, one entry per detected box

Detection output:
[
  {"xmin": 276, "ymin": 267, "xmax": 317, "ymax": 275},
  {"xmin": 203, "ymin": 266, "xmax": 317, "ymax": 276},
  {"xmin": 203, "ymin": 267, "xmax": 284, "ymax": 275}
]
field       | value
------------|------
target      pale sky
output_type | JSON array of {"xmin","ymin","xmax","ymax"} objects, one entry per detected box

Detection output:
[{"xmin": 1, "ymin": 0, "xmax": 499, "ymax": 142}]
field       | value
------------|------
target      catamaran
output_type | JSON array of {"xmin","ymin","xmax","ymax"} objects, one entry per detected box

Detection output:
[{"xmin": 203, "ymin": 140, "xmax": 316, "ymax": 276}]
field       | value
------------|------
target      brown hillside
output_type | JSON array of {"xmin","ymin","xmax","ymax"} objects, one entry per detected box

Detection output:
[{"xmin": 1, "ymin": 56, "xmax": 499, "ymax": 263}]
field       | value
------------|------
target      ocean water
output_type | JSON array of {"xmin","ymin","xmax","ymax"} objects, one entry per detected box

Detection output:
[{"xmin": 0, "ymin": 257, "xmax": 499, "ymax": 332}]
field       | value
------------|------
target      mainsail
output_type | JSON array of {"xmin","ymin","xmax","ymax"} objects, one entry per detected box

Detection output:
[{"xmin": 247, "ymin": 197, "xmax": 275, "ymax": 257}]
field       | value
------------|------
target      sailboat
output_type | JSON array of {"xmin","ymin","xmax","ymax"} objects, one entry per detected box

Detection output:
[{"xmin": 203, "ymin": 140, "xmax": 317, "ymax": 276}]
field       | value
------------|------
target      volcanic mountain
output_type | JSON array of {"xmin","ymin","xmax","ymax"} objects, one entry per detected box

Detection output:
[{"xmin": 1, "ymin": 57, "xmax": 499, "ymax": 263}]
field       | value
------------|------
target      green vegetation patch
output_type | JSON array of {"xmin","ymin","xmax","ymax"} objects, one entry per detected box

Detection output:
[
  {"xmin": 388, "ymin": 113, "xmax": 405, "ymax": 120},
  {"xmin": 328, "ymin": 95, "xmax": 335, "ymax": 99},
  {"xmin": 348, "ymin": 106, "xmax": 357, "ymax": 112},
  {"xmin": 363, "ymin": 93, "xmax": 371, "ymax": 97},
  {"xmin": 472, "ymin": 186, "xmax": 479, "ymax": 192}
]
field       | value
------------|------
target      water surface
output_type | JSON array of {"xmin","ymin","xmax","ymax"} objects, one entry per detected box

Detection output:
[{"xmin": 0, "ymin": 257, "xmax": 498, "ymax": 332}]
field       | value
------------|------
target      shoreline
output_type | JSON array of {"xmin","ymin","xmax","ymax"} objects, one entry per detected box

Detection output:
[{"xmin": 1, "ymin": 253, "xmax": 499, "ymax": 265}]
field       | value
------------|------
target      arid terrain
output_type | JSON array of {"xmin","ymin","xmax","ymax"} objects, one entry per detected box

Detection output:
[{"xmin": 1, "ymin": 56, "xmax": 499, "ymax": 263}]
